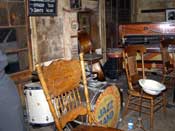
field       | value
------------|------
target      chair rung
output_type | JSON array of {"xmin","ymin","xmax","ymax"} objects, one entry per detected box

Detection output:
[
  {"xmin": 130, "ymin": 97, "xmax": 151, "ymax": 103},
  {"xmin": 128, "ymin": 103, "xmax": 164, "ymax": 114},
  {"xmin": 154, "ymin": 99, "xmax": 163, "ymax": 106},
  {"xmin": 130, "ymin": 97, "xmax": 164, "ymax": 106},
  {"xmin": 129, "ymin": 102, "xmax": 151, "ymax": 109},
  {"xmin": 154, "ymin": 105, "xmax": 163, "ymax": 113},
  {"xmin": 128, "ymin": 107, "xmax": 150, "ymax": 115}
]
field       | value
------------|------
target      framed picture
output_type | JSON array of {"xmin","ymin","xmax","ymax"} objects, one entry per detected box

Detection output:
[
  {"xmin": 70, "ymin": 0, "xmax": 81, "ymax": 9},
  {"xmin": 166, "ymin": 9, "xmax": 175, "ymax": 22}
]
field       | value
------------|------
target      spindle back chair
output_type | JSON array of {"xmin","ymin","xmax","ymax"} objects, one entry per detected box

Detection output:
[
  {"xmin": 36, "ymin": 53, "xmax": 123, "ymax": 131},
  {"xmin": 123, "ymin": 45, "xmax": 166, "ymax": 131}
]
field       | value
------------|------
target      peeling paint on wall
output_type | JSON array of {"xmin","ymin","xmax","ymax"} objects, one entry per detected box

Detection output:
[{"xmin": 30, "ymin": 0, "xmax": 78, "ymax": 64}]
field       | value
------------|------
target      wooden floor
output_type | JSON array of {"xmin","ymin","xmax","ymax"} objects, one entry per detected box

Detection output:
[{"xmin": 27, "ymin": 73, "xmax": 175, "ymax": 131}]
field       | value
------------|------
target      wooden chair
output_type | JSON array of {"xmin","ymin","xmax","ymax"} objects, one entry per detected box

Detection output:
[
  {"xmin": 160, "ymin": 39, "xmax": 175, "ymax": 88},
  {"xmin": 123, "ymin": 45, "xmax": 166, "ymax": 131},
  {"xmin": 36, "ymin": 53, "xmax": 123, "ymax": 131}
]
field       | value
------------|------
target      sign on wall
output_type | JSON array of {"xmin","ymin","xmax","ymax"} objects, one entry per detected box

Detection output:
[{"xmin": 28, "ymin": 0, "xmax": 57, "ymax": 16}]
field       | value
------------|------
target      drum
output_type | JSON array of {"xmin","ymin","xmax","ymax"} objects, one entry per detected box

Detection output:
[
  {"xmin": 24, "ymin": 82, "xmax": 54, "ymax": 125},
  {"xmin": 79, "ymin": 81, "xmax": 121, "ymax": 128}
]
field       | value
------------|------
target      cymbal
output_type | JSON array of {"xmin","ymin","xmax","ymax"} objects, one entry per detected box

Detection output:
[{"xmin": 84, "ymin": 53, "xmax": 102, "ymax": 61}]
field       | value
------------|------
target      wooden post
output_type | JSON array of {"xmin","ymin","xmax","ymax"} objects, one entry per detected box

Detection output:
[
  {"xmin": 99, "ymin": 0, "xmax": 106, "ymax": 63},
  {"xmin": 79, "ymin": 53, "xmax": 93, "ymax": 124},
  {"xmin": 30, "ymin": 17, "xmax": 40, "ymax": 69}
]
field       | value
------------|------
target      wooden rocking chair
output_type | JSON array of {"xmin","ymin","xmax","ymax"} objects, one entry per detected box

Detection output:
[{"xmin": 36, "ymin": 53, "xmax": 123, "ymax": 131}]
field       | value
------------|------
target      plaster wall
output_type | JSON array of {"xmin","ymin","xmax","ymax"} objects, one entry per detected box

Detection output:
[
  {"xmin": 30, "ymin": 0, "xmax": 100, "ymax": 65},
  {"xmin": 30, "ymin": 0, "xmax": 78, "ymax": 64}
]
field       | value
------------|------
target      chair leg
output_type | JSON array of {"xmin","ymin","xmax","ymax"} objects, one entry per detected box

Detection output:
[
  {"xmin": 162, "ymin": 92, "xmax": 167, "ymax": 114},
  {"xmin": 123, "ymin": 94, "xmax": 131, "ymax": 117},
  {"xmin": 161, "ymin": 75, "xmax": 165, "ymax": 84},
  {"xmin": 150, "ymin": 99, "xmax": 154, "ymax": 131}
]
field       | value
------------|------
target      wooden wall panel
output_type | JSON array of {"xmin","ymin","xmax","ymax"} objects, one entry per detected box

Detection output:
[
  {"xmin": 132, "ymin": 0, "xmax": 175, "ymax": 22},
  {"xmin": 90, "ymin": 13, "xmax": 100, "ymax": 49},
  {"xmin": 0, "ymin": 2, "xmax": 8, "ymax": 26},
  {"xmin": 9, "ymin": 2, "xmax": 25, "ymax": 25}
]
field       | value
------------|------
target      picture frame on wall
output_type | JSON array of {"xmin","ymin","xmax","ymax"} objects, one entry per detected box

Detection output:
[
  {"xmin": 166, "ymin": 9, "xmax": 175, "ymax": 22},
  {"xmin": 70, "ymin": 0, "xmax": 81, "ymax": 9}
]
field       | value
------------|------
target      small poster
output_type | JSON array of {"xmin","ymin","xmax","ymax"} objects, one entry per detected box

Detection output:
[{"xmin": 28, "ymin": 0, "xmax": 57, "ymax": 16}]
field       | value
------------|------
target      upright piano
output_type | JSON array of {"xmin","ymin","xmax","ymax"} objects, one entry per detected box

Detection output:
[{"xmin": 119, "ymin": 22, "xmax": 175, "ymax": 70}]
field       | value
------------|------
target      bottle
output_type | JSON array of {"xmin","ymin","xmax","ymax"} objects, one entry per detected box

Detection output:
[{"xmin": 128, "ymin": 118, "xmax": 134, "ymax": 130}]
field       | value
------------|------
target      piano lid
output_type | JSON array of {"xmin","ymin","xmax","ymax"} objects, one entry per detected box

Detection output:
[{"xmin": 119, "ymin": 22, "xmax": 175, "ymax": 38}]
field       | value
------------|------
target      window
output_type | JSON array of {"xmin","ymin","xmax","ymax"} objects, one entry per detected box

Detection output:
[
  {"xmin": 0, "ymin": 28, "xmax": 19, "ymax": 73},
  {"xmin": 0, "ymin": 0, "xmax": 30, "ymax": 74}
]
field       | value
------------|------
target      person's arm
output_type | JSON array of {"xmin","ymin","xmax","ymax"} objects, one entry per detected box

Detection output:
[{"xmin": 0, "ymin": 50, "xmax": 8, "ymax": 71}]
